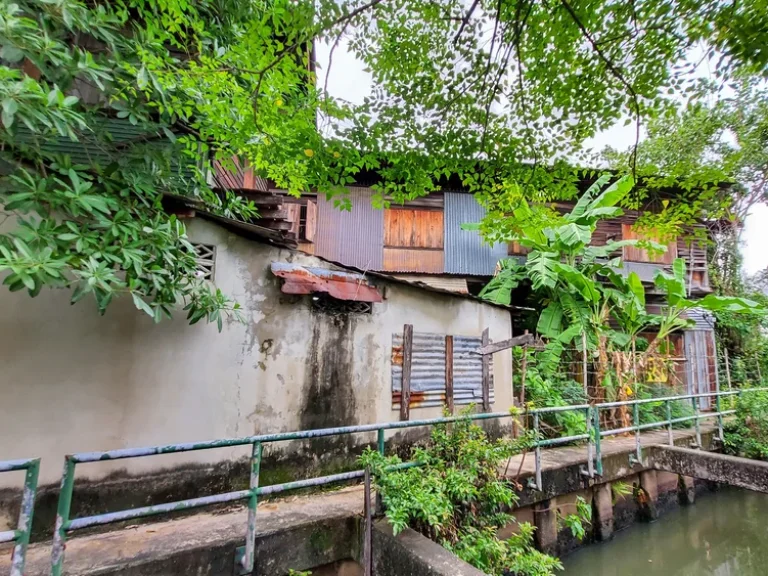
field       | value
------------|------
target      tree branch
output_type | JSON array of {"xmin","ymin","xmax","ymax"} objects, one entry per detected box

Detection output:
[
  {"xmin": 453, "ymin": 0, "xmax": 481, "ymax": 45},
  {"xmin": 558, "ymin": 0, "xmax": 642, "ymax": 176}
]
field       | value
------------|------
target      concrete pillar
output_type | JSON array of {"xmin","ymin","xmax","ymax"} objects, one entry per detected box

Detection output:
[
  {"xmin": 678, "ymin": 475, "xmax": 696, "ymax": 505},
  {"xmin": 638, "ymin": 470, "xmax": 658, "ymax": 521},
  {"xmin": 592, "ymin": 483, "xmax": 614, "ymax": 541},
  {"xmin": 533, "ymin": 498, "xmax": 559, "ymax": 554}
]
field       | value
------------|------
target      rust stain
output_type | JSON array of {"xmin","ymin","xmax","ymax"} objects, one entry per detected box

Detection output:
[{"xmin": 391, "ymin": 346, "xmax": 403, "ymax": 365}]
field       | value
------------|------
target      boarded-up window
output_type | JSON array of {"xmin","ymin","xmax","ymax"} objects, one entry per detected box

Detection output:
[
  {"xmin": 383, "ymin": 209, "xmax": 444, "ymax": 272},
  {"xmin": 622, "ymin": 224, "xmax": 677, "ymax": 264},
  {"xmin": 391, "ymin": 331, "xmax": 493, "ymax": 409},
  {"xmin": 384, "ymin": 209, "xmax": 444, "ymax": 249}
]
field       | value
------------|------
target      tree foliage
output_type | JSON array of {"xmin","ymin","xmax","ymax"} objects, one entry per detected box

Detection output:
[{"xmin": 2, "ymin": 0, "xmax": 767, "ymax": 322}]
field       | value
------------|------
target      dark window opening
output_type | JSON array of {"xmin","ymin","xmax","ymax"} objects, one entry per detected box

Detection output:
[{"xmin": 311, "ymin": 294, "xmax": 373, "ymax": 315}]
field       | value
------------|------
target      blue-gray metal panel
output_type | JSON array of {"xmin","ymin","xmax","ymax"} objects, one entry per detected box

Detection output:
[
  {"xmin": 392, "ymin": 332, "xmax": 494, "ymax": 408},
  {"xmin": 684, "ymin": 307, "xmax": 716, "ymax": 331},
  {"xmin": 444, "ymin": 192, "xmax": 508, "ymax": 275},
  {"xmin": 315, "ymin": 187, "xmax": 384, "ymax": 270}
]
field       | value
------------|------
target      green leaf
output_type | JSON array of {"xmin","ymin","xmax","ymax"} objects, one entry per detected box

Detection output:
[
  {"xmin": 537, "ymin": 302, "xmax": 563, "ymax": 337},
  {"xmin": 131, "ymin": 293, "xmax": 155, "ymax": 317},
  {"xmin": 2, "ymin": 99, "xmax": 18, "ymax": 128},
  {"xmin": 553, "ymin": 263, "xmax": 601, "ymax": 302},
  {"xmin": 554, "ymin": 223, "xmax": 591, "ymax": 248},
  {"xmin": 526, "ymin": 251, "xmax": 558, "ymax": 290}
]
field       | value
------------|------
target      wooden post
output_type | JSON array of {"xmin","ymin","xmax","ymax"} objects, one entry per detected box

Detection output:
[
  {"xmin": 724, "ymin": 348, "xmax": 732, "ymax": 391},
  {"xmin": 581, "ymin": 331, "xmax": 589, "ymax": 399},
  {"xmin": 363, "ymin": 468, "xmax": 372, "ymax": 576},
  {"xmin": 445, "ymin": 335, "xmax": 454, "ymax": 414},
  {"xmin": 400, "ymin": 324, "xmax": 413, "ymax": 421},
  {"xmin": 481, "ymin": 328, "xmax": 491, "ymax": 412}
]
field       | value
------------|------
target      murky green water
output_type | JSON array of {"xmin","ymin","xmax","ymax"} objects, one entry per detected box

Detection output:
[{"xmin": 564, "ymin": 488, "xmax": 768, "ymax": 575}]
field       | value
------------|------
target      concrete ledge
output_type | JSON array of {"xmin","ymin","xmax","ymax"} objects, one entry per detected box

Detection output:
[
  {"xmin": 370, "ymin": 520, "xmax": 485, "ymax": 576},
  {"xmin": 652, "ymin": 446, "xmax": 768, "ymax": 493},
  {"xmin": 0, "ymin": 488, "xmax": 363, "ymax": 576}
]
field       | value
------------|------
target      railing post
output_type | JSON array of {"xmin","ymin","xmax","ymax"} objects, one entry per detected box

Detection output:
[
  {"xmin": 632, "ymin": 401, "xmax": 641, "ymax": 465},
  {"xmin": 585, "ymin": 407, "xmax": 594, "ymax": 478},
  {"xmin": 666, "ymin": 399, "xmax": 673, "ymax": 446},
  {"xmin": 10, "ymin": 459, "xmax": 39, "ymax": 576},
  {"xmin": 692, "ymin": 396, "xmax": 701, "ymax": 447},
  {"xmin": 51, "ymin": 456, "xmax": 76, "ymax": 576},
  {"xmin": 715, "ymin": 391, "xmax": 724, "ymax": 442},
  {"xmin": 243, "ymin": 442, "xmax": 263, "ymax": 574},
  {"xmin": 533, "ymin": 412, "xmax": 542, "ymax": 490},
  {"xmin": 377, "ymin": 429, "xmax": 385, "ymax": 456},
  {"xmin": 592, "ymin": 407, "xmax": 603, "ymax": 476}
]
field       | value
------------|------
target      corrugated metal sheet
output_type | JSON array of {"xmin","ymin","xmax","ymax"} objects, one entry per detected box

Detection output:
[
  {"xmin": 391, "ymin": 275, "xmax": 469, "ymax": 294},
  {"xmin": 383, "ymin": 248, "xmax": 444, "ymax": 273},
  {"xmin": 684, "ymin": 307, "xmax": 716, "ymax": 331},
  {"xmin": 444, "ymin": 192, "xmax": 508, "ymax": 275},
  {"xmin": 315, "ymin": 187, "xmax": 384, "ymax": 270},
  {"xmin": 13, "ymin": 119, "xmax": 196, "ymax": 180},
  {"xmin": 685, "ymin": 330, "xmax": 717, "ymax": 409},
  {"xmin": 391, "ymin": 332, "xmax": 494, "ymax": 409}
]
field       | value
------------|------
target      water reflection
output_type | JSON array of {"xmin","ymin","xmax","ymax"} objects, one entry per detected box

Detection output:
[{"xmin": 564, "ymin": 489, "xmax": 768, "ymax": 575}]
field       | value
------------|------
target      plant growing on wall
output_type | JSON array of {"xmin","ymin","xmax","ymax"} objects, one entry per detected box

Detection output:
[{"xmin": 360, "ymin": 411, "xmax": 590, "ymax": 575}]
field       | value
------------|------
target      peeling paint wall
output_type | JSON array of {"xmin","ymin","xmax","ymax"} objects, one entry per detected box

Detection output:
[{"xmin": 0, "ymin": 218, "xmax": 513, "ymax": 493}]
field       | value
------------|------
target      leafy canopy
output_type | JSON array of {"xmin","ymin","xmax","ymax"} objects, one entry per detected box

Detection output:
[{"xmin": 2, "ymin": 0, "xmax": 767, "ymax": 323}]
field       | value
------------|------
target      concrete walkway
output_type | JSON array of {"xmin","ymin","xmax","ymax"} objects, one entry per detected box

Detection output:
[
  {"xmin": 501, "ymin": 425, "xmax": 715, "ymax": 480},
  {"xmin": 0, "ymin": 425, "xmax": 712, "ymax": 576}
]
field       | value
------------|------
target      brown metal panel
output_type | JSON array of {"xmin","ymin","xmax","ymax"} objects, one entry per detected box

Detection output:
[
  {"xmin": 315, "ymin": 187, "xmax": 384, "ymax": 270},
  {"xmin": 622, "ymin": 224, "xmax": 677, "ymax": 264},
  {"xmin": 382, "ymin": 248, "xmax": 444, "ymax": 273}
]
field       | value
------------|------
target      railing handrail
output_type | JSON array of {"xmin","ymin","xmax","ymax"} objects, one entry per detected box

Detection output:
[{"xmin": 46, "ymin": 386, "xmax": 768, "ymax": 576}]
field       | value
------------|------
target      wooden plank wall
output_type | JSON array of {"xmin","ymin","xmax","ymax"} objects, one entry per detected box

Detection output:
[{"xmin": 383, "ymin": 208, "xmax": 445, "ymax": 272}]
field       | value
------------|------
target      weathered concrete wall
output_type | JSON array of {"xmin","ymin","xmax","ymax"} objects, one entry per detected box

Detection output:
[{"xmin": 0, "ymin": 219, "xmax": 513, "ymax": 494}]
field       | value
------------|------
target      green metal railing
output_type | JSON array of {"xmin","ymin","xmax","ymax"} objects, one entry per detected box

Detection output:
[
  {"xmin": 49, "ymin": 387, "xmax": 767, "ymax": 576},
  {"xmin": 0, "ymin": 458, "xmax": 40, "ymax": 576}
]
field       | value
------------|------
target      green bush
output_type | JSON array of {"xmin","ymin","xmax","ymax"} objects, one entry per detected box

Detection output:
[
  {"xmin": 360, "ymin": 411, "xmax": 589, "ymax": 576},
  {"xmin": 723, "ymin": 390, "xmax": 768, "ymax": 460}
]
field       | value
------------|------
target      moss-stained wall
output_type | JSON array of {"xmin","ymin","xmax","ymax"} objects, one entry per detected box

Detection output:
[{"xmin": 0, "ymin": 219, "xmax": 513, "ymax": 506}]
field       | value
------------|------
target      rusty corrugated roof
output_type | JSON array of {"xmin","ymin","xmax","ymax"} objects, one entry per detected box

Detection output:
[{"xmin": 270, "ymin": 262, "xmax": 383, "ymax": 302}]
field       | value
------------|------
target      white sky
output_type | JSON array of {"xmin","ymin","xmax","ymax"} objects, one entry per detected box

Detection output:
[{"xmin": 316, "ymin": 40, "xmax": 768, "ymax": 278}]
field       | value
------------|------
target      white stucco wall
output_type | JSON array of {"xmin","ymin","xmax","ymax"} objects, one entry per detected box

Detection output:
[{"xmin": 0, "ymin": 218, "xmax": 513, "ymax": 491}]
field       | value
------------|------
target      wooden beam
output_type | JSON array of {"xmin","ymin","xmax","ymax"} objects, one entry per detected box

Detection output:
[
  {"xmin": 445, "ymin": 335, "xmax": 454, "ymax": 415},
  {"xmin": 481, "ymin": 328, "xmax": 490, "ymax": 412},
  {"xmin": 475, "ymin": 333, "xmax": 534, "ymax": 356},
  {"xmin": 400, "ymin": 324, "xmax": 413, "ymax": 421}
]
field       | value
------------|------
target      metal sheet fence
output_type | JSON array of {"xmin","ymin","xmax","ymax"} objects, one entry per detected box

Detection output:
[
  {"xmin": 10, "ymin": 387, "xmax": 765, "ymax": 576},
  {"xmin": 391, "ymin": 332, "xmax": 494, "ymax": 408}
]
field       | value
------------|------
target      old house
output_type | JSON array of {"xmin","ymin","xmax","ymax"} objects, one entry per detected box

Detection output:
[{"xmin": 216, "ymin": 168, "xmax": 719, "ymax": 405}]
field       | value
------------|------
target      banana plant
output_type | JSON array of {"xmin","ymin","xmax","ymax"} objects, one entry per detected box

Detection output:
[
  {"xmin": 652, "ymin": 258, "xmax": 763, "ymax": 348},
  {"xmin": 480, "ymin": 174, "xmax": 652, "ymax": 340}
]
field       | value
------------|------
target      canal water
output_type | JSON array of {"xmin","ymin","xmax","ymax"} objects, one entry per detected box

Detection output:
[{"xmin": 564, "ymin": 488, "xmax": 768, "ymax": 575}]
